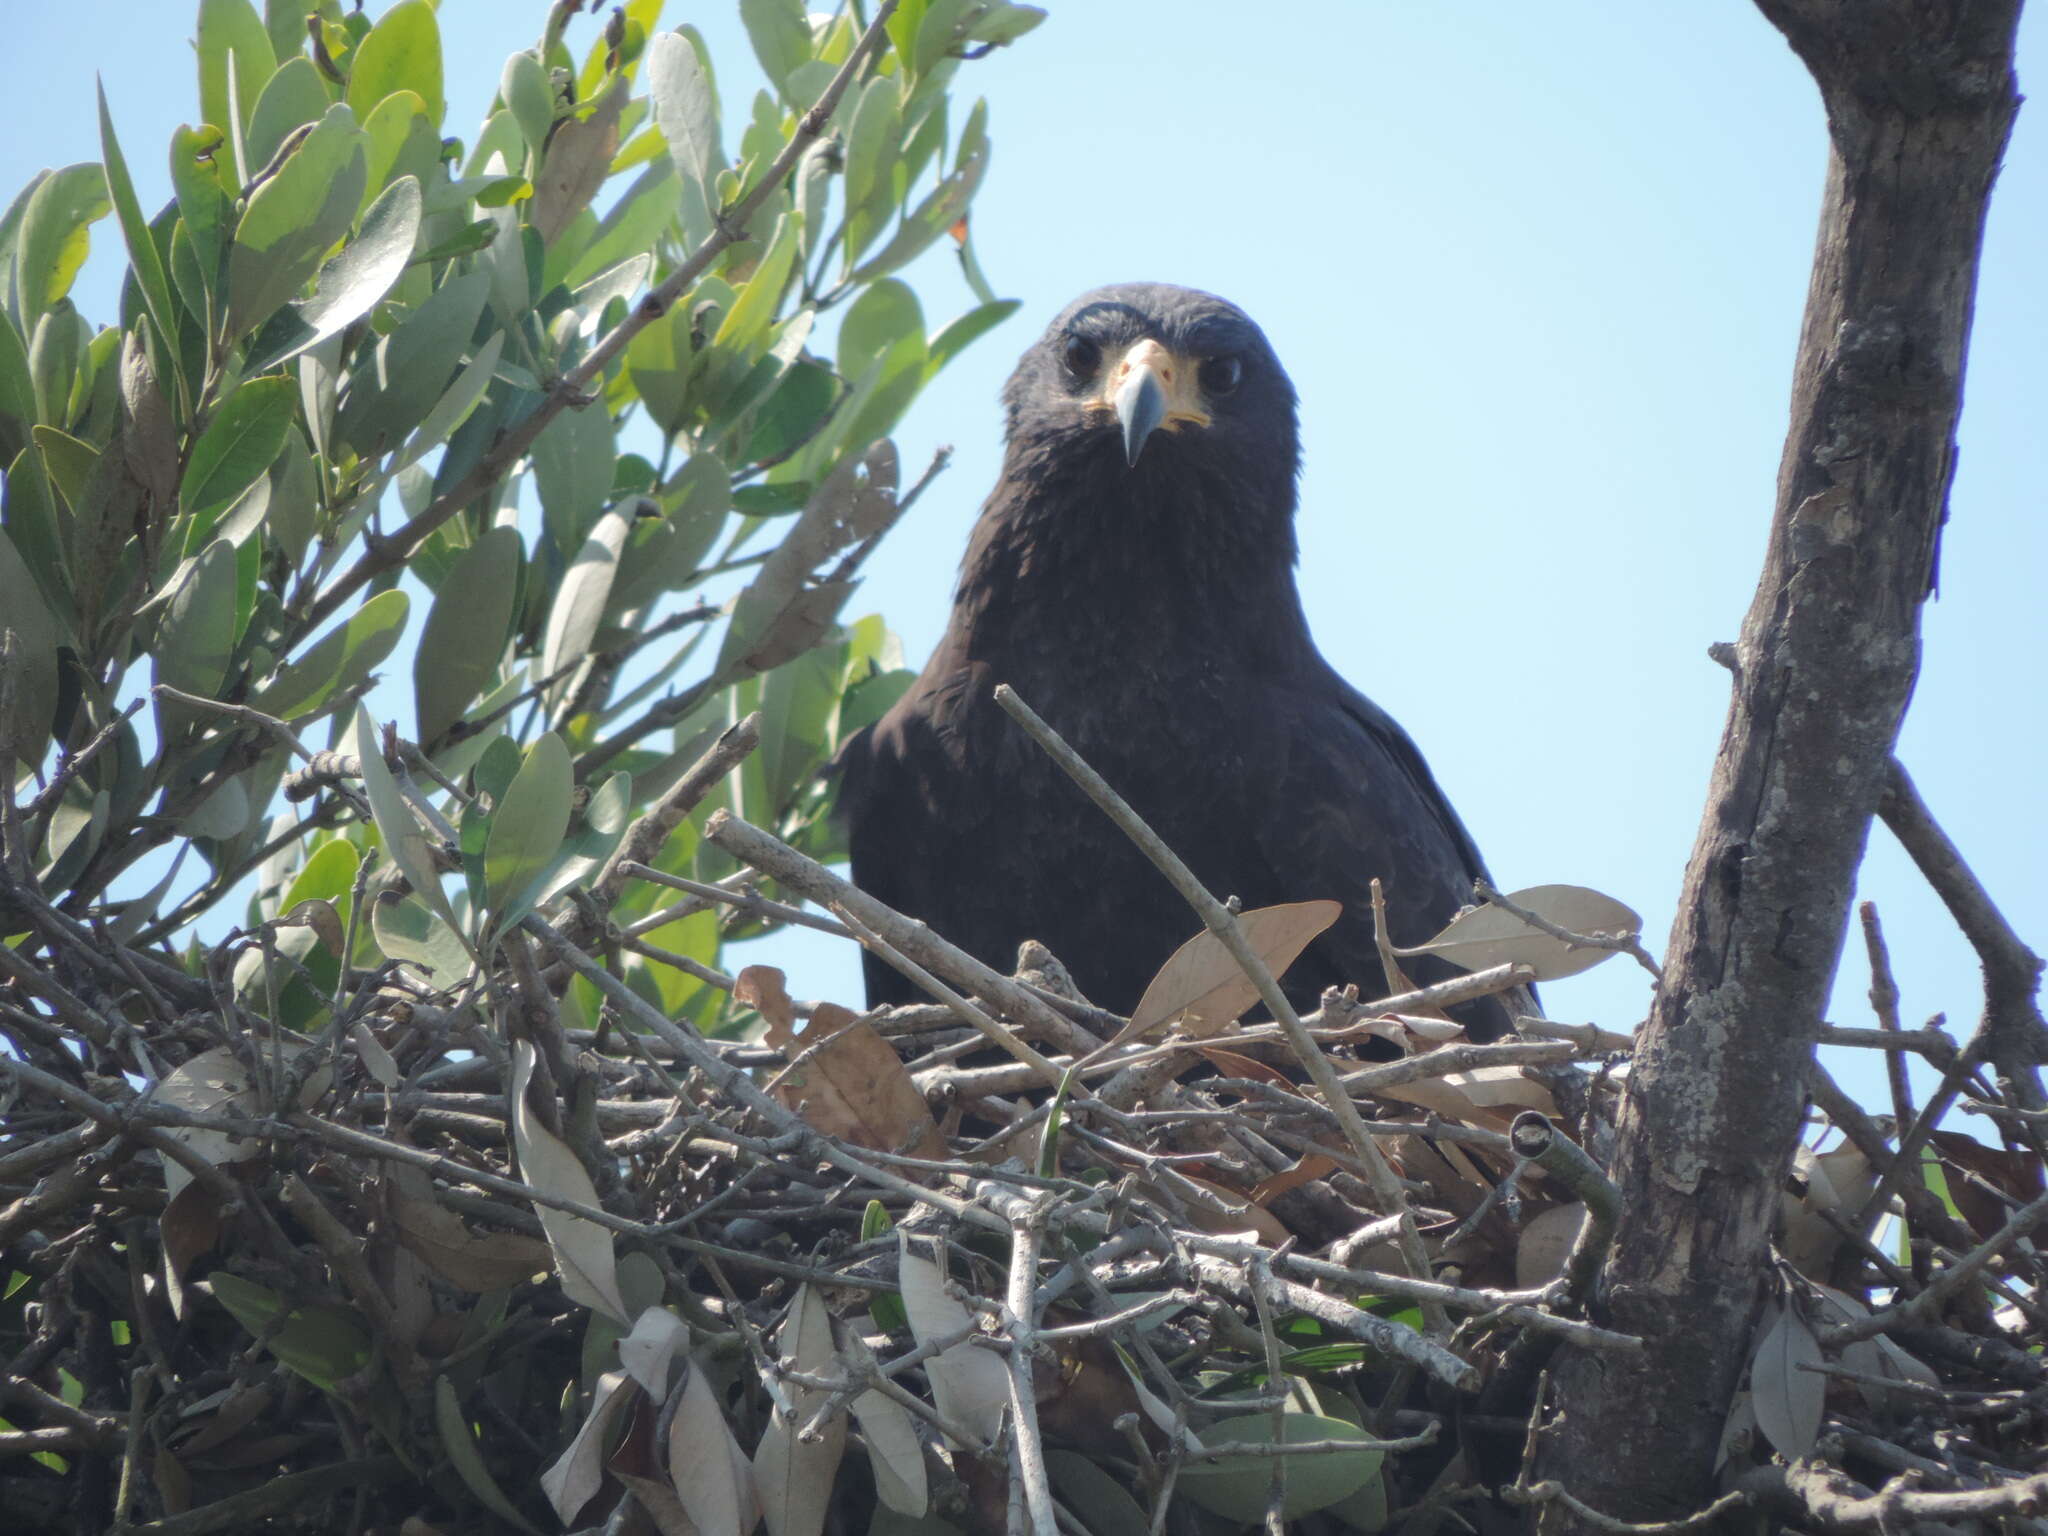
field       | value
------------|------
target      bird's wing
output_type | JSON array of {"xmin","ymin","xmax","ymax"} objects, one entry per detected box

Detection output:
[{"xmin": 1238, "ymin": 663, "xmax": 1512, "ymax": 1029}]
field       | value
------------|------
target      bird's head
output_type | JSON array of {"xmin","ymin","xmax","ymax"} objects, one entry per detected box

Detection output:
[{"xmin": 1000, "ymin": 283, "xmax": 1299, "ymax": 495}]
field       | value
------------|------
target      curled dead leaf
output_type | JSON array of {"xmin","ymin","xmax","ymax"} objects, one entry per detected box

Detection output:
[{"xmin": 738, "ymin": 966, "xmax": 944, "ymax": 1159}]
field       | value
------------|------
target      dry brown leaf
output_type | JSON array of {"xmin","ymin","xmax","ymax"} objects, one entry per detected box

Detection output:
[
  {"xmin": 1172, "ymin": 1174, "xmax": 1294, "ymax": 1246},
  {"xmin": 608, "ymin": 1393, "xmax": 698, "ymax": 1536},
  {"xmin": 530, "ymin": 79, "xmax": 626, "ymax": 244},
  {"xmin": 1119, "ymin": 900, "xmax": 1341, "ymax": 1046},
  {"xmin": 281, "ymin": 897, "xmax": 346, "ymax": 958},
  {"xmin": 1930, "ymin": 1129, "xmax": 2045, "ymax": 1239},
  {"xmin": 1249, "ymin": 1154, "xmax": 1338, "ymax": 1207},
  {"xmin": 160, "ymin": 1179, "xmax": 223, "ymax": 1320},
  {"xmin": 849, "ymin": 1378, "xmax": 928, "ymax": 1517},
  {"xmin": 1371, "ymin": 1076, "xmax": 1520, "ymax": 1135},
  {"xmin": 739, "ymin": 966, "xmax": 944, "ymax": 1159},
  {"xmin": 1398, "ymin": 884, "xmax": 1642, "ymax": 982},
  {"xmin": 1194, "ymin": 1047, "xmax": 1295, "ymax": 1087},
  {"xmin": 620, "ymin": 1306, "xmax": 690, "ymax": 1400},
  {"xmin": 1515, "ymin": 1203, "xmax": 1588, "ymax": 1289},
  {"xmin": 172, "ymin": 1383, "xmax": 274, "ymax": 1458},
  {"xmin": 384, "ymin": 1163, "xmax": 550, "ymax": 1293},
  {"xmin": 1440, "ymin": 1065, "xmax": 1557, "ymax": 1116}
]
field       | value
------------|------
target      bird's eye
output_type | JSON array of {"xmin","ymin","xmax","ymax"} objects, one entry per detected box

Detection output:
[
  {"xmin": 1200, "ymin": 354, "xmax": 1244, "ymax": 397},
  {"xmin": 1059, "ymin": 334, "xmax": 1101, "ymax": 380}
]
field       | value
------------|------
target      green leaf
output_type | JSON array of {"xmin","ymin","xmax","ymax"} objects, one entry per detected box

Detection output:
[
  {"xmin": 254, "ymin": 587, "xmax": 410, "ymax": 723},
  {"xmin": 416, "ymin": 526, "xmax": 520, "ymax": 745},
  {"xmin": 0, "ymin": 530, "xmax": 61, "ymax": 752},
  {"xmin": 605, "ymin": 450, "xmax": 729, "ymax": 616},
  {"xmin": 532, "ymin": 404, "xmax": 616, "ymax": 555},
  {"xmin": 153, "ymin": 540, "xmax": 242, "ymax": 707},
  {"xmin": 262, "ymin": 0, "xmax": 308, "ymax": 63},
  {"xmin": 741, "ymin": 0, "xmax": 814, "ymax": 101},
  {"xmin": 11, "ymin": 165, "xmax": 112, "ymax": 331},
  {"xmin": 1177, "ymin": 1412, "xmax": 1385, "ymax": 1524},
  {"xmin": 397, "ymin": 330, "xmax": 504, "ymax": 470},
  {"xmin": 964, "ymin": 3, "xmax": 1047, "ymax": 47},
  {"xmin": 225, "ymin": 103, "xmax": 369, "ymax": 342},
  {"xmin": 646, "ymin": 31, "xmax": 721, "ymax": 206},
  {"xmin": 540, "ymin": 506, "xmax": 632, "ymax": 708},
  {"xmin": 180, "ymin": 375, "xmax": 294, "ymax": 529},
  {"xmin": 851, "ymin": 144, "xmax": 987, "ymax": 283},
  {"xmin": 483, "ymin": 733, "xmax": 573, "ymax": 925},
  {"xmin": 246, "ymin": 56, "xmax": 332, "ymax": 172},
  {"xmin": 353, "ymin": 705, "xmax": 463, "ymax": 937},
  {"xmin": 840, "ymin": 79, "xmax": 903, "ymax": 267},
  {"xmin": 499, "ymin": 51, "xmax": 556, "ymax": 159},
  {"xmin": 838, "ymin": 280, "xmax": 923, "ymax": 387},
  {"xmin": 348, "ymin": 0, "xmax": 445, "ymax": 129},
  {"xmin": 332, "ymin": 269, "xmax": 488, "ymax": 456},
  {"xmin": 926, "ymin": 298, "xmax": 1020, "ymax": 379},
  {"xmin": 197, "ymin": 0, "xmax": 276, "ymax": 139},
  {"xmin": 248, "ymin": 174, "xmax": 422, "ymax": 373},
  {"xmin": 533, "ymin": 770, "xmax": 633, "ymax": 907},
  {"xmin": 0, "ymin": 314, "xmax": 34, "ymax": 463},
  {"xmin": 371, "ymin": 891, "xmax": 473, "ymax": 985},
  {"xmin": 96, "ymin": 85, "xmax": 179, "ymax": 374},
  {"xmin": 563, "ymin": 160, "xmax": 679, "ymax": 289},
  {"xmin": 170, "ymin": 126, "xmax": 232, "ymax": 299},
  {"xmin": 434, "ymin": 1377, "xmax": 544, "ymax": 1536},
  {"xmin": 712, "ymin": 211, "xmax": 801, "ymax": 361},
  {"xmin": 362, "ymin": 90, "xmax": 441, "ymax": 201},
  {"xmin": 208, "ymin": 1274, "xmax": 370, "ymax": 1395}
]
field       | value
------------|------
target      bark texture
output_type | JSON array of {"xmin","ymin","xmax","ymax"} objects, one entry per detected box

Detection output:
[{"xmin": 1535, "ymin": 2, "xmax": 2022, "ymax": 1525}]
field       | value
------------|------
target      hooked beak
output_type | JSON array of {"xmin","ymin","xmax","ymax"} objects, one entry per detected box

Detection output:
[
  {"xmin": 1114, "ymin": 354, "xmax": 1169, "ymax": 467},
  {"xmin": 1103, "ymin": 338, "xmax": 1209, "ymax": 466}
]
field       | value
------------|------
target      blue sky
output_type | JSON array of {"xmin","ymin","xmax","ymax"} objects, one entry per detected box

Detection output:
[{"xmin": 8, "ymin": 2, "xmax": 2042, "ymax": 1120}]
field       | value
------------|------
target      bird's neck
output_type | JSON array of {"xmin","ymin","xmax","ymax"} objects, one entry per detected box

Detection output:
[{"xmin": 946, "ymin": 445, "xmax": 1309, "ymax": 677}]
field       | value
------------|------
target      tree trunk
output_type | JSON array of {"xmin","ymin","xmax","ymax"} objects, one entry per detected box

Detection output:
[{"xmin": 1534, "ymin": 2, "xmax": 2022, "ymax": 1525}]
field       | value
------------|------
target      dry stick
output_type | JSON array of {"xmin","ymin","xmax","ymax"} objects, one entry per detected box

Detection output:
[
  {"xmin": 1821, "ymin": 1185, "xmax": 2048, "ymax": 1349},
  {"xmin": 619, "ymin": 861, "xmax": 852, "ymax": 940},
  {"xmin": 829, "ymin": 901, "xmax": 1067, "ymax": 1087},
  {"xmin": 524, "ymin": 915, "xmax": 1011, "ymax": 1237},
  {"xmin": 989, "ymin": 684, "xmax": 1447, "ymax": 1333},
  {"xmin": 1879, "ymin": 758, "xmax": 2047, "ymax": 1115},
  {"xmin": 929, "ymin": 964, "xmax": 1540, "ymax": 1101},
  {"xmin": 1807, "ymin": 1065, "xmax": 1977, "ymax": 1259},
  {"xmin": 1858, "ymin": 902, "xmax": 1917, "ymax": 1131},
  {"xmin": 701, "ymin": 811, "xmax": 1104, "ymax": 1060},
  {"xmin": 291, "ymin": 1, "xmax": 902, "ymax": 641},
  {"xmin": 1000, "ymin": 1192, "xmax": 1060, "ymax": 1536}
]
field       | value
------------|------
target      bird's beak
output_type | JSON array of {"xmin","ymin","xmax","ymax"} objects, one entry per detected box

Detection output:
[{"xmin": 1103, "ymin": 338, "xmax": 1209, "ymax": 466}]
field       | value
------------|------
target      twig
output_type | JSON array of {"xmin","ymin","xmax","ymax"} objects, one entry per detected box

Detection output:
[{"xmin": 702, "ymin": 810, "xmax": 1103, "ymax": 1060}]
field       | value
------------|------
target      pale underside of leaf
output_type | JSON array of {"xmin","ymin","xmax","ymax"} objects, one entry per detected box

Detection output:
[
  {"xmin": 1398, "ymin": 883, "xmax": 1643, "ymax": 982},
  {"xmin": 510, "ymin": 1038, "xmax": 629, "ymax": 1324},
  {"xmin": 896, "ymin": 1234, "xmax": 1008, "ymax": 1447}
]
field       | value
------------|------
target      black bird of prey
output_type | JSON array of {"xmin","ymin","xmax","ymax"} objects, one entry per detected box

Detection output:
[{"xmin": 836, "ymin": 284, "xmax": 1512, "ymax": 1039}]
